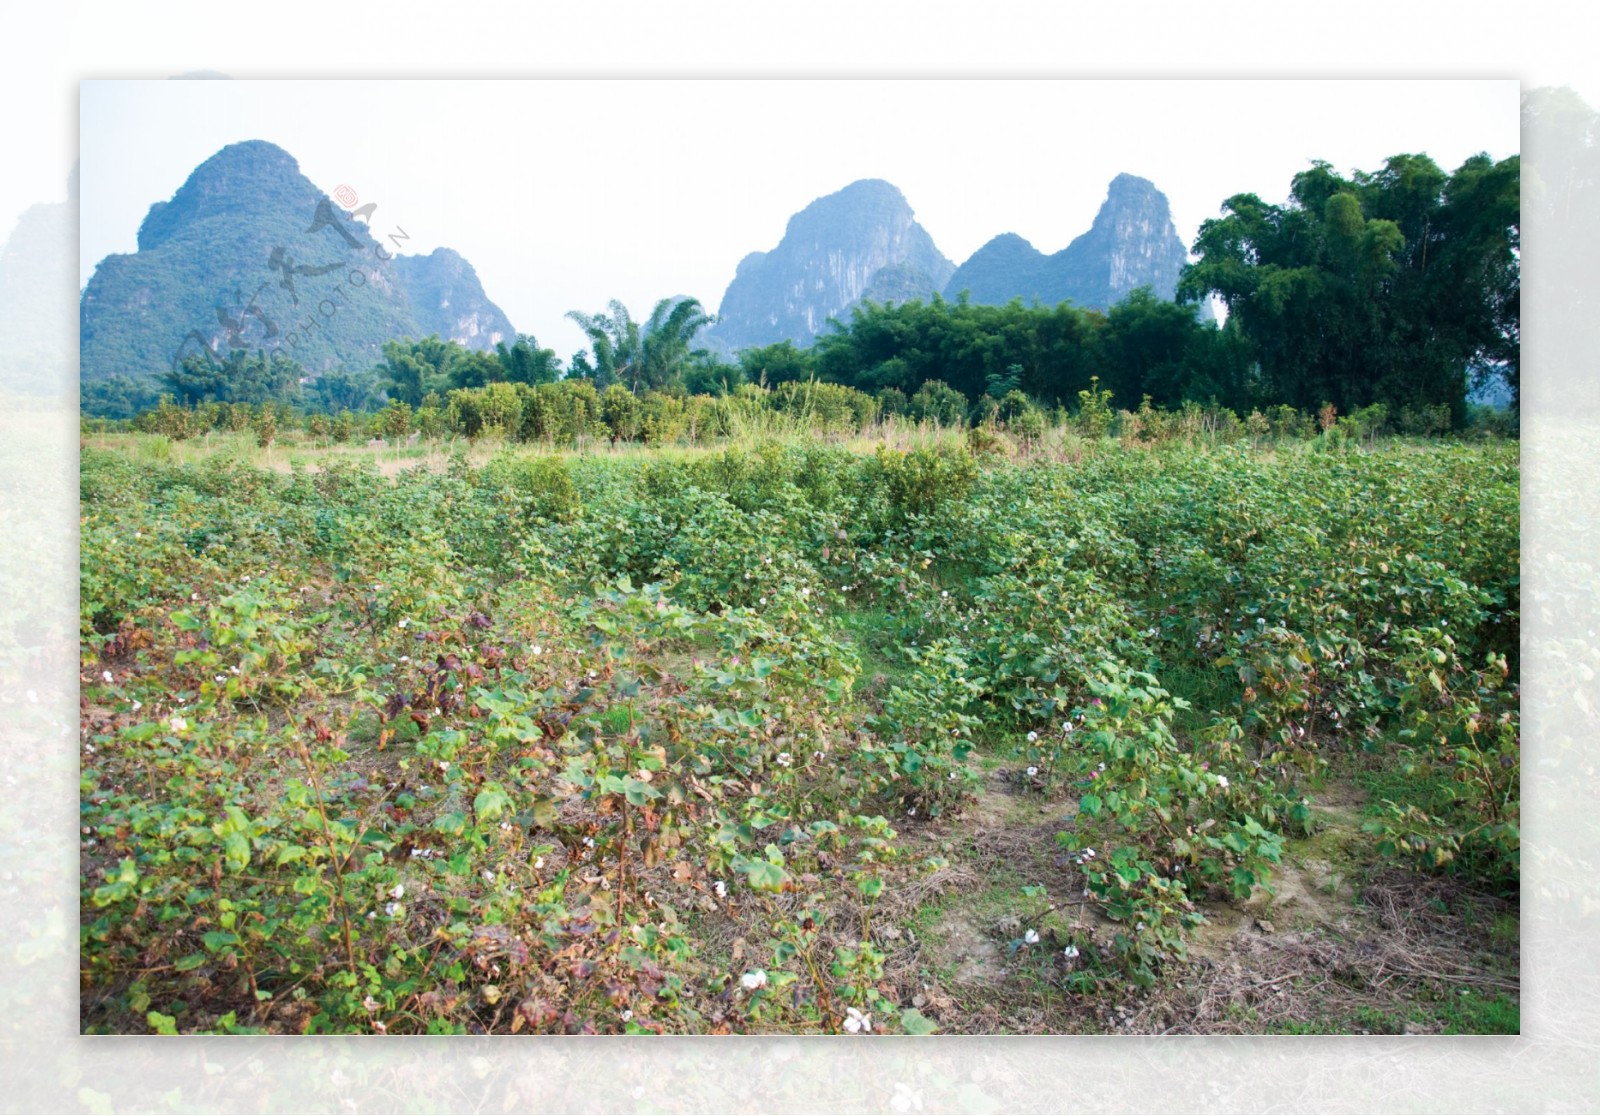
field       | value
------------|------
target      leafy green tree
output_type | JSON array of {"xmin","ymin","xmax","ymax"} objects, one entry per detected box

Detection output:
[
  {"xmin": 378, "ymin": 336, "xmax": 463, "ymax": 406},
  {"xmin": 601, "ymin": 383, "xmax": 642, "ymax": 442},
  {"xmin": 447, "ymin": 348, "xmax": 503, "ymax": 391},
  {"xmin": 378, "ymin": 399, "xmax": 413, "ymax": 439},
  {"xmin": 252, "ymin": 405, "xmax": 278, "ymax": 448},
  {"xmin": 1179, "ymin": 152, "xmax": 1519, "ymax": 422},
  {"xmin": 495, "ymin": 334, "xmax": 562, "ymax": 386},
  {"xmin": 985, "ymin": 364, "xmax": 1023, "ymax": 398},
  {"xmin": 638, "ymin": 298, "xmax": 715, "ymax": 391},
  {"xmin": 737, "ymin": 340, "xmax": 815, "ymax": 387},
  {"xmin": 809, "ymin": 293, "xmax": 1107, "ymax": 406},
  {"xmin": 681, "ymin": 351, "xmax": 744, "ymax": 396},
  {"xmin": 161, "ymin": 354, "xmax": 230, "ymax": 406},
  {"xmin": 1102, "ymin": 287, "xmax": 1206, "ymax": 407},
  {"xmin": 566, "ymin": 301, "xmax": 642, "ymax": 390},
  {"xmin": 81, "ymin": 375, "xmax": 162, "ymax": 420},
  {"xmin": 308, "ymin": 367, "xmax": 381, "ymax": 412},
  {"xmin": 331, "ymin": 410, "xmax": 356, "ymax": 442},
  {"xmin": 568, "ymin": 298, "xmax": 715, "ymax": 393},
  {"xmin": 160, "ymin": 348, "xmax": 304, "ymax": 408}
]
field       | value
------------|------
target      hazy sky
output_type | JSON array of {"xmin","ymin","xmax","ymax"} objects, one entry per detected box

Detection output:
[{"xmin": 80, "ymin": 79, "xmax": 1519, "ymax": 359}]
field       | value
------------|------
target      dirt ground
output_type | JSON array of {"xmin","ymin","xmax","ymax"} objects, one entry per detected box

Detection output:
[{"xmin": 871, "ymin": 769, "xmax": 1519, "ymax": 1034}]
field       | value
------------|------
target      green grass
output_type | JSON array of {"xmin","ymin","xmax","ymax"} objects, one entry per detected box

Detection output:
[
  {"xmin": 836, "ymin": 605, "xmax": 916, "ymax": 688},
  {"xmin": 1156, "ymin": 658, "xmax": 1242, "ymax": 741},
  {"xmin": 1358, "ymin": 760, "xmax": 1443, "ymax": 815},
  {"xmin": 1268, "ymin": 991, "xmax": 1519, "ymax": 1035}
]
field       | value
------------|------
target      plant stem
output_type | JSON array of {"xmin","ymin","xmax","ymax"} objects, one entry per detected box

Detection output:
[{"xmin": 295, "ymin": 736, "xmax": 359, "ymax": 978}]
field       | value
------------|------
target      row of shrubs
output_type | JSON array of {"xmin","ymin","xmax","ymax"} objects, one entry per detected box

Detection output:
[{"xmin": 86, "ymin": 377, "xmax": 1517, "ymax": 449}]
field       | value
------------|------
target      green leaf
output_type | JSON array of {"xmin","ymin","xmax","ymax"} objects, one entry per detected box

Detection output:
[
  {"xmin": 223, "ymin": 831, "xmax": 250, "ymax": 873},
  {"xmin": 744, "ymin": 859, "xmax": 786, "ymax": 892},
  {"xmin": 623, "ymin": 778, "xmax": 660, "ymax": 807},
  {"xmin": 474, "ymin": 786, "xmax": 513, "ymax": 822},
  {"xmin": 91, "ymin": 858, "xmax": 140, "ymax": 906},
  {"xmin": 173, "ymin": 953, "xmax": 206, "ymax": 972},
  {"xmin": 899, "ymin": 1007, "xmax": 939, "ymax": 1035},
  {"xmin": 1079, "ymin": 793, "xmax": 1103, "ymax": 817}
]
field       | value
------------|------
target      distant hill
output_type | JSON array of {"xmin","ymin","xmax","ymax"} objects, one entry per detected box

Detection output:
[
  {"xmin": 705, "ymin": 179, "xmax": 954, "ymax": 353},
  {"xmin": 79, "ymin": 140, "xmax": 514, "ymax": 385},
  {"xmin": 945, "ymin": 173, "xmax": 1196, "ymax": 313},
  {"xmin": 705, "ymin": 173, "xmax": 1201, "ymax": 358},
  {"xmin": 392, "ymin": 247, "xmax": 515, "ymax": 351}
]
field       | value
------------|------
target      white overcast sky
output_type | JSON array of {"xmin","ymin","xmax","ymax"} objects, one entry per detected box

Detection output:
[{"xmin": 80, "ymin": 79, "xmax": 1518, "ymax": 360}]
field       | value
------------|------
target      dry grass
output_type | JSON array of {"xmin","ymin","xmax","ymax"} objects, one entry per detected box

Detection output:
[{"xmin": 843, "ymin": 760, "xmax": 1520, "ymax": 1035}]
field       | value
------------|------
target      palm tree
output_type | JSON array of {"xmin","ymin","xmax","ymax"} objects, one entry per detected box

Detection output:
[
  {"xmin": 566, "ymin": 300, "xmax": 641, "ymax": 390},
  {"xmin": 639, "ymin": 297, "xmax": 715, "ymax": 391},
  {"xmin": 567, "ymin": 297, "xmax": 715, "ymax": 392}
]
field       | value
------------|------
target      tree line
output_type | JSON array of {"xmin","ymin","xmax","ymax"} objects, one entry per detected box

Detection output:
[{"xmin": 84, "ymin": 150, "xmax": 1518, "ymax": 429}]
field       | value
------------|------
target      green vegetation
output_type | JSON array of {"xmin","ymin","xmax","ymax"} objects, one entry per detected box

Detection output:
[
  {"xmin": 79, "ymin": 141, "xmax": 516, "ymax": 387},
  {"xmin": 1180, "ymin": 152, "xmax": 1519, "ymax": 423},
  {"xmin": 80, "ymin": 426, "xmax": 1518, "ymax": 1034},
  {"xmin": 82, "ymin": 150, "xmax": 1519, "ymax": 438}
]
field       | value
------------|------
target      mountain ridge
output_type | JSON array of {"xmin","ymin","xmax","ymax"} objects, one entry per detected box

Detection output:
[
  {"xmin": 707, "ymin": 172, "xmax": 1198, "ymax": 355},
  {"xmin": 79, "ymin": 140, "xmax": 514, "ymax": 384},
  {"xmin": 944, "ymin": 173, "xmax": 1192, "ymax": 311},
  {"xmin": 706, "ymin": 178, "xmax": 955, "ymax": 352}
]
